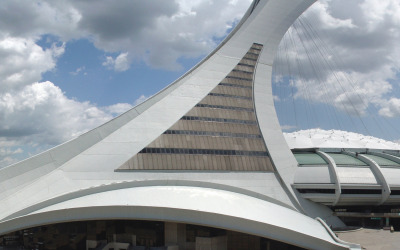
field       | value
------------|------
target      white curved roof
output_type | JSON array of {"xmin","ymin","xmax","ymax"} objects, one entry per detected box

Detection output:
[
  {"xmin": 284, "ymin": 129, "xmax": 400, "ymax": 150},
  {"xmin": 0, "ymin": 185, "xmax": 352, "ymax": 249}
]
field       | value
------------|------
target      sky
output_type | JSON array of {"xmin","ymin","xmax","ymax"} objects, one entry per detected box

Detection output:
[{"xmin": 0, "ymin": 0, "xmax": 400, "ymax": 168}]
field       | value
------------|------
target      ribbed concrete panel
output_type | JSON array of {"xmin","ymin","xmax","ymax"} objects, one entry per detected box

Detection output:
[
  {"xmin": 199, "ymin": 96, "xmax": 253, "ymax": 108},
  {"xmin": 295, "ymin": 167, "xmax": 333, "ymax": 184},
  {"xmin": 118, "ymin": 44, "xmax": 272, "ymax": 172},
  {"xmin": 211, "ymin": 85, "xmax": 253, "ymax": 97},
  {"xmin": 186, "ymin": 107, "xmax": 256, "ymax": 120},
  {"xmin": 169, "ymin": 120, "xmax": 260, "ymax": 134},
  {"xmin": 145, "ymin": 135, "xmax": 266, "ymax": 151},
  {"xmin": 337, "ymin": 167, "xmax": 378, "ymax": 184},
  {"xmin": 123, "ymin": 154, "xmax": 272, "ymax": 171}
]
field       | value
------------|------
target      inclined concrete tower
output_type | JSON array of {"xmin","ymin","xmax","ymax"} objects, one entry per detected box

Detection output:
[{"xmin": 0, "ymin": 0, "xmax": 360, "ymax": 249}]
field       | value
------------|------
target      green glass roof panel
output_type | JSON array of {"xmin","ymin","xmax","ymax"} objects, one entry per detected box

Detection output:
[
  {"xmin": 383, "ymin": 151, "xmax": 400, "ymax": 157},
  {"xmin": 362, "ymin": 154, "xmax": 400, "ymax": 166},
  {"xmin": 327, "ymin": 153, "xmax": 367, "ymax": 166},
  {"xmin": 293, "ymin": 153, "xmax": 327, "ymax": 165}
]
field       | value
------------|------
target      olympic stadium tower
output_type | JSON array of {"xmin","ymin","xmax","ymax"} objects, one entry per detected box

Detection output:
[{"xmin": 0, "ymin": 0, "xmax": 361, "ymax": 249}]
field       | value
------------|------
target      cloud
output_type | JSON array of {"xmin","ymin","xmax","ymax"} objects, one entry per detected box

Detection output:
[
  {"xmin": 0, "ymin": 0, "xmax": 254, "ymax": 167},
  {"xmin": 0, "ymin": 0, "xmax": 252, "ymax": 71},
  {"xmin": 273, "ymin": 95, "xmax": 281, "ymax": 102},
  {"xmin": 0, "ymin": 81, "xmax": 112, "ymax": 144},
  {"xmin": 70, "ymin": 66, "xmax": 86, "ymax": 76},
  {"xmin": 379, "ymin": 98, "xmax": 400, "ymax": 117},
  {"xmin": 105, "ymin": 103, "xmax": 133, "ymax": 115},
  {"xmin": 273, "ymin": 0, "xmax": 400, "ymax": 118},
  {"xmin": 103, "ymin": 52, "xmax": 130, "ymax": 72},
  {"xmin": 0, "ymin": 36, "xmax": 64, "ymax": 92},
  {"xmin": 0, "ymin": 81, "xmax": 136, "ymax": 168},
  {"xmin": 0, "ymin": 1, "xmax": 82, "ymax": 40}
]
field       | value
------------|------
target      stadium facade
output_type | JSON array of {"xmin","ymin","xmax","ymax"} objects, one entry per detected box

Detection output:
[{"xmin": 4, "ymin": 0, "xmax": 398, "ymax": 249}]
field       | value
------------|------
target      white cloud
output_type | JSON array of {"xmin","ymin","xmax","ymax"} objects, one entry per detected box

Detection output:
[
  {"xmin": 0, "ymin": 81, "xmax": 112, "ymax": 144},
  {"xmin": 105, "ymin": 103, "xmax": 133, "ymax": 115},
  {"xmin": 0, "ymin": 0, "xmax": 252, "ymax": 71},
  {"xmin": 379, "ymin": 98, "xmax": 400, "ymax": 117},
  {"xmin": 103, "ymin": 52, "xmax": 130, "ymax": 72},
  {"xmin": 0, "ymin": 147, "xmax": 22, "ymax": 158},
  {"xmin": 273, "ymin": 95, "xmax": 281, "ymax": 102},
  {"xmin": 70, "ymin": 66, "xmax": 86, "ymax": 76},
  {"xmin": 308, "ymin": 1, "xmax": 355, "ymax": 29},
  {"xmin": 274, "ymin": 0, "xmax": 400, "ymax": 118},
  {"xmin": 360, "ymin": 0, "xmax": 400, "ymax": 28},
  {"xmin": 0, "ymin": 36, "xmax": 64, "ymax": 92},
  {"xmin": 0, "ymin": 81, "xmax": 136, "ymax": 168}
]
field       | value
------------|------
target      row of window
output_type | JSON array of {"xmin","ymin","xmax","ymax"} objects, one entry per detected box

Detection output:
[
  {"xmin": 341, "ymin": 189, "xmax": 382, "ymax": 194},
  {"xmin": 242, "ymin": 57, "xmax": 257, "ymax": 62},
  {"xmin": 232, "ymin": 69, "xmax": 253, "ymax": 75},
  {"xmin": 297, "ymin": 189, "xmax": 383, "ymax": 194},
  {"xmin": 181, "ymin": 116, "xmax": 257, "ymax": 125},
  {"xmin": 195, "ymin": 104, "xmax": 254, "ymax": 112},
  {"xmin": 237, "ymin": 63, "xmax": 255, "ymax": 68},
  {"xmin": 251, "ymin": 43, "xmax": 263, "ymax": 50},
  {"xmin": 297, "ymin": 189, "xmax": 335, "ymax": 194},
  {"xmin": 139, "ymin": 147, "xmax": 269, "ymax": 157},
  {"xmin": 163, "ymin": 130, "xmax": 262, "ymax": 139},
  {"xmin": 225, "ymin": 76, "xmax": 252, "ymax": 82},
  {"xmin": 219, "ymin": 82, "xmax": 252, "ymax": 89},
  {"xmin": 246, "ymin": 52, "xmax": 259, "ymax": 56},
  {"xmin": 208, "ymin": 93, "xmax": 252, "ymax": 100}
]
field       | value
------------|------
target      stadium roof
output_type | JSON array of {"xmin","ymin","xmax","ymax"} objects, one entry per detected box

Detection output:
[{"xmin": 284, "ymin": 129, "xmax": 400, "ymax": 150}]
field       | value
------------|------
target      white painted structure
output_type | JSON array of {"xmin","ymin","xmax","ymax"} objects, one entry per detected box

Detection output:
[
  {"xmin": 0, "ymin": 1, "xmax": 361, "ymax": 249},
  {"xmin": 287, "ymin": 129, "xmax": 400, "ymax": 207},
  {"xmin": 285, "ymin": 129, "xmax": 400, "ymax": 150}
]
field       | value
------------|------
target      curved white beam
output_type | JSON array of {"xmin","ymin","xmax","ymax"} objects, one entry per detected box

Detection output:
[
  {"xmin": 316, "ymin": 151, "xmax": 342, "ymax": 206},
  {"xmin": 1, "ymin": 179, "xmax": 295, "ymax": 222},
  {"xmin": 0, "ymin": 186, "xmax": 354, "ymax": 250},
  {"xmin": 253, "ymin": 0, "xmax": 316, "ymax": 209},
  {"xmin": 252, "ymin": 0, "xmax": 345, "ymax": 227}
]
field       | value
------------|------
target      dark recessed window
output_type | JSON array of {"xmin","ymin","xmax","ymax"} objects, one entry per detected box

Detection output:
[
  {"xmin": 218, "ymin": 83, "xmax": 252, "ymax": 89},
  {"xmin": 232, "ymin": 69, "xmax": 253, "ymax": 75},
  {"xmin": 225, "ymin": 76, "xmax": 252, "ymax": 82},
  {"xmin": 341, "ymin": 189, "xmax": 381, "ymax": 194},
  {"xmin": 208, "ymin": 93, "xmax": 252, "ymax": 100},
  {"xmin": 139, "ymin": 148, "xmax": 268, "ymax": 157},
  {"xmin": 297, "ymin": 189, "xmax": 335, "ymax": 194},
  {"xmin": 181, "ymin": 116, "xmax": 256, "ymax": 125}
]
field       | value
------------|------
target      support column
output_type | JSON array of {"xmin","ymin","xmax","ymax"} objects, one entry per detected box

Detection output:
[{"xmin": 316, "ymin": 150, "xmax": 341, "ymax": 206}]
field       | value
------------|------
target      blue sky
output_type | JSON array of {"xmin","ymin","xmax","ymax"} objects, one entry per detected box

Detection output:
[
  {"xmin": 39, "ymin": 37, "xmax": 192, "ymax": 106},
  {"xmin": 0, "ymin": 0, "xmax": 400, "ymax": 167}
]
